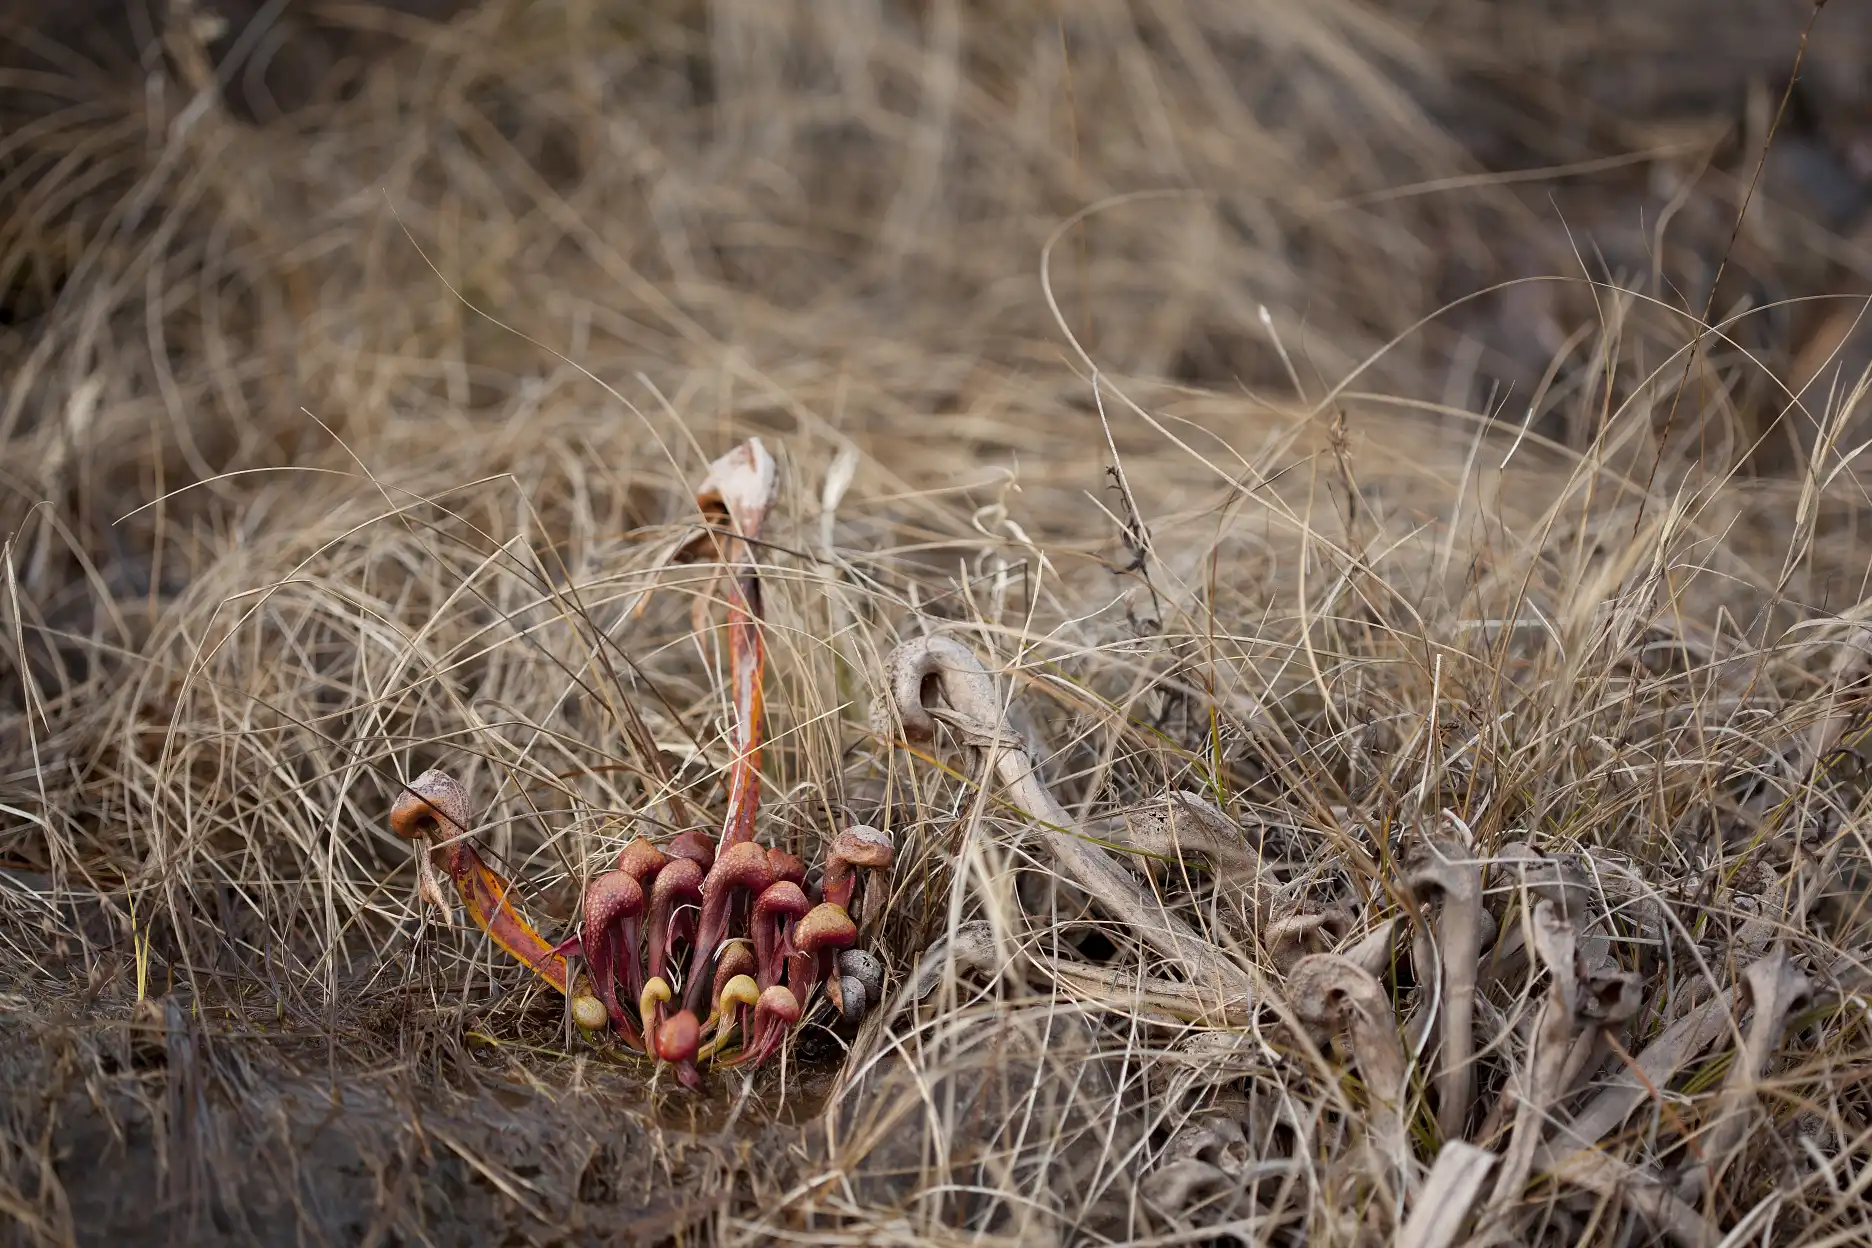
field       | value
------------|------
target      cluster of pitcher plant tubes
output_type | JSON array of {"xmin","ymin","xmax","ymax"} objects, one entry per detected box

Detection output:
[{"xmin": 384, "ymin": 439, "xmax": 893, "ymax": 1088}]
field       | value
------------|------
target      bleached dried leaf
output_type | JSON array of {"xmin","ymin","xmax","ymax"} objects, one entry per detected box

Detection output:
[
  {"xmin": 1547, "ymin": 1150, "xmax": 1716, "ymax": 1248},
  {"xmin": 695, "ymin": 436, "xmax": 779, "ymax": 541},
  {"xmin": 884, "ymin": 635, "xmax": 1254, "ymax": 1012},
  {"xmin": 1289, "ymin": 953, "xmax": 1410, "ymax": 1180},
  {"xmin": 1531, "ymin": 899, "xmax": 1641, "ymax": 1027},
  {"xmin": 1266, "ymin": 905, "xmax": 1353, "ymax": 972},
  {"xmin": 1547, "ymin": 989, "xmax": 1737, "ymax": 1154},
  {"xmin": 1037, "ymin": 957, "xmax": 1256, "ymax": 1026},
  {"xmin": 1120, "ymin": 790, "xmax": 1261, "ymax": 875},
  {"xmin": 1490, "ymin": 901, "xmax": 1639, "ymax": 1220},
  {"xmin": 1404, "ymin": 833, "xmax": 1484, "ymax": 1142},
  {"xmin": 1494, "ymin": 841, "xmax": 1594, "ymax": 921},
  {"xmin": 1677, "ymin": 946, "xmax": 1810, "ymax": 1201},
  {"xmin": 910, "ymin": 919, "xmax": 1000, "ymax": 1002},
  {"xmin": 1396, "ymin": 1140, "xmax": 1495, "ymax": 1248},
  {"xmin": 1140, "ymin": 1158, "xmax": 1232, "ymax": 1213},
  {"xmin": 1339, "ymin": 916, "xmax": 1402, "ymax": 980}
]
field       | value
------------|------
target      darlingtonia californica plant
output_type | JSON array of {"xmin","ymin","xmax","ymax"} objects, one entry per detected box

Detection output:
[{"xmin": 385, "ymin": 439, "xmax": 894, "ymax": 1088}]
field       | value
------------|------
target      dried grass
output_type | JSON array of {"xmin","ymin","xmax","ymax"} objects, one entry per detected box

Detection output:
[{"xmin": 3, "ymin": 1, "xmax": 1871, "ymax": 1244}]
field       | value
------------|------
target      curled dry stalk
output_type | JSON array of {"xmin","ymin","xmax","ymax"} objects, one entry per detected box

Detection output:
[
  {"xmin": 1111, "ymin": 790, "xmax": 1264, "ymax": 879},
  {"xmin": 1403, "ymin": 824, "xmax": 1484, "ymax": 1144},
  {"xmin": 909, "ymin": 918, "xmax": 1001, "ymax": 1004},
  {"xmin": 1288, "ymin": 953, "xmax": 1412, "ymax": 1196},
  {"xmin": 1539, "ymin": 988, "xmax": 1739, "ymax": 1160},
  {"xmin": 1676, "ymin": 946, "xmax": 1811, "ymax": 1204},
  {"xmin": 389, "ymin": 770, "xmax": 609, "ymax": 1030},
  {"xmin": 1485, "ymin": 899, "xmax": 1641, "ymax": 1228},
  {"xmin": 1396, "ymin": 1141, "xmax": 1495, "ymax": 1248},
  {"xmin": 883, "ymin": 634, "xmax": 1253, "ymax": 1012},
  {"xmin": 1524, "ymin": 949, "xmax": 1813, "ymax": 1248}
]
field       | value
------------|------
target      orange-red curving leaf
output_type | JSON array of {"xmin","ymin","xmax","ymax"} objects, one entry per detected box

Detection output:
[{"xmin": 448, "ymin": 843, "xmax": 573, "ymax": 996}]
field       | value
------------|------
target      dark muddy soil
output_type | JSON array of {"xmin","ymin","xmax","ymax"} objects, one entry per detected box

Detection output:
[{"xmin": 1, "ymin": 977, "xmax": 840, "ymax": 1246}]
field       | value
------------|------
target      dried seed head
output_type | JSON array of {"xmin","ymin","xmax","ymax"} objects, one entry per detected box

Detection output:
[
  {"xmin": 883, "ymin": 634, "xmax": 993, "ymax": 743},
  {"xmin": 1123, "ymin": 791, "xmax": 1258, "ymax": 875},
  {"xmin": 1530, "ymin": 900, "xmax": 1641, "ymax": 1027},
  {"xmin": 1287, "ymin": 953, "xmax": 1409, "ymax": 1173}
]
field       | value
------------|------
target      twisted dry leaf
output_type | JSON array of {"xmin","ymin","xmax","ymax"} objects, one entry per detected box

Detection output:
[
  {"xmin": 1543, "ymin": 988, "xmax": 1738, "ymax": 1157},
  {"xmin": 1488, "ymin": 900, "xmax": 1640, "ymax": 1219},
  {"xmin": 884, "ymin": 635, "xmax": 1252, "ymax": 1014},
  {"xmin": 1117, "ymin": 790, "xmax": 1262, "ymax": 876},
  {"xmin": 1142, "ymin": 1111, "xmax": 1299, "ymax": 1220},
  {"xmin": 1036, "ymin": 956, "xmax": 1256, "ymax": 1026},
  {"xmin": 1288, "ymin": 953, "xmax": 1410, "ymax": 1184},
  {"xmin": 1405, "ymin": 831, "xmax": 1485, "ymax": 1143},
  {"xmin": 1266, "ymin": 904, "xmax": 1353, "ymax": 973},
  {"xmin": 909, "ymin": 918, "xmax": 1001, "ymax": 1003},
  {"xmin": 1340, "ymin": 916, "xmax": 1403, "ymax": 980},
  {"xmin": 1676, "ymin": 946, "xmax": 1810, "ymax": 1203},
  {"xmin": 1396, "ymin": 1140, "xmax": 1495, "ymax": 1248},
  {"xmin": 1098, "ymin": 789, "xmax": 1274, "ymax": 944},
  {"xmin": 1546, "ymin": 1151, "xmax": 1716, "ymax": 1248}
]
